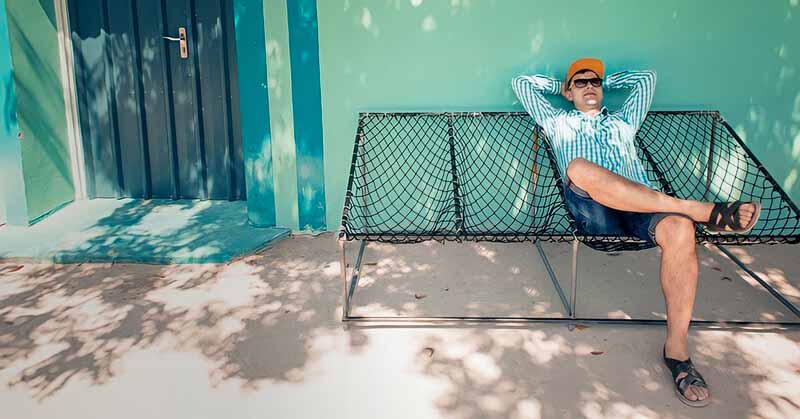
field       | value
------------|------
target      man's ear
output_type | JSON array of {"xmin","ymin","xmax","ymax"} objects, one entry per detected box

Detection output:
[{"xmin": 561, "ymin": 83, "xmax": 574, "ymax": 102}]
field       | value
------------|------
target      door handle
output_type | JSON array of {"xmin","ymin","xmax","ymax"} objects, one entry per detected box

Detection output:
[{"xmin": 163, "ymin": 27, "xmax": 188, "ymax": 59}]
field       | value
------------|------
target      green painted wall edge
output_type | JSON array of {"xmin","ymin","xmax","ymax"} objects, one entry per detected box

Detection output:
[
  {"xmin": 234, "ymin": 0, "xmax": 277, "ymax": 227},
  {"xmin": 263, "ymin": 0, "xmax": 299, "ymax": 230},
  {"xmin": 0, "ymin": 0, "xmax": 26, "ymax": 225},
  {"xmin": 286, "ymin": 0, "xmax": 326, "ymax": 231},
  {"xmin": 6, "ymin": 0, "xmax": 73, "ymax": 224}
]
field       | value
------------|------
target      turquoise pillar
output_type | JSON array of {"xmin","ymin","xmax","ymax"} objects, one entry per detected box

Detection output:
[
  {"xmin": 286, "ymin": 0, "xmax": 326, "ymax": 231},
  {"xmin": 263, "ymin": 0, "xmax": 300, "ymax": 231},
  {"xmin": 234, "ymin": 0, "xmax": 276, "ymax": 227},
  {"xmin": 0, "ymin": 0, "xmax": 26, "ymax": 226}
]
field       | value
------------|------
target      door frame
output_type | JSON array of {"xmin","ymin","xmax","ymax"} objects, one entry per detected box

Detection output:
[
  {"xmin": 55, "ymin": 0, "xmax": 87, "ymax": 200},
  {"xmin": 58, "ymin": 0, "xmax": 247, "ymax": 202}
]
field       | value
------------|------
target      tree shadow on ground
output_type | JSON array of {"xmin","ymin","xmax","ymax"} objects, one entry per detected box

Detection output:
[{"xmin": 1, "ymin": 236, "xmax": 799, "ymax": 419}]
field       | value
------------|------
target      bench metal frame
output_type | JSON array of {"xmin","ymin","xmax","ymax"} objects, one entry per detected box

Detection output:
[
  {"xmin": 338, "ymin": 111, "xmax": 800, "ymax": 330},
  {"xmin": 339, "ymin": 236, "xmax": 800, "ymax": 329}
]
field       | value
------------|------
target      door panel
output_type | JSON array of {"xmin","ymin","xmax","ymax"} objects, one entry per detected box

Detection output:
[
  {"xmin": 71, "ymin": 0, "xmax": 117, "ymax": 198},
  {"xmin": 107, "ymin": 0, "xmax": 147, "ymax": 197},
  {"xmin": 70, "ymin": 0, "xmax": 245, "ymax": 200},
  {"xmin": 164, "ymin": 0, "xmax": 203, "ymax": 199},
  {"xmin": 136, "ymin": 0, "xmax": 176, "ymax": 198},
  {"xmin": 196, "ymin": 0, "xmax": 235, "ymax": 199}
]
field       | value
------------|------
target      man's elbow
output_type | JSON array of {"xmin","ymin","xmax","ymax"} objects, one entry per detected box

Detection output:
[
  {"xmin": 644, "ymin": 70, "xmax": 657, "ymax": 85},
  {"xmin": 629, "ymin": 70, "xmax": 656, "ymax": 90},
  {"xmin": 512, "ymin": 75, "xmax": 528, "ymax": 87},
  {"xmin": 511, "ymin": 76, "xmax": 529, "ymax": 95}
]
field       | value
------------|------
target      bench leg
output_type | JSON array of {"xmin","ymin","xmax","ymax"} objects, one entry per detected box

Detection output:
[
  {"xmin": 337, "ymin": 240, "xmax": 800, "ymax": 329},
  {"xmin": 535, "ymin": 240, "xmax": 572, "ymax": 317},
  {"xmin": 341, "ymin": 239, "xmax": 367, "ymax": 321},
  {"xmin": 570, "ymin": 238, "xmax": 579, "ymax": 320},
  {"xmin": 339, "ymin": 238, "xmax": 348, "ymax": 320}
]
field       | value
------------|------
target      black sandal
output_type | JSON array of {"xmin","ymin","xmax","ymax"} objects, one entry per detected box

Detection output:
[
  {"xmin": 705, "ymin": 201, "xmax": 761, "ymax": 234},
  {"xmin": 663, "ymin": 347, "xmax": 711, "ymax": 407}
]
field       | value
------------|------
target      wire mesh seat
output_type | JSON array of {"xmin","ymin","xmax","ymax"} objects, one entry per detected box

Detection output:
[
  {"xmin": 337, "ymin": 111, "xmax": 800, "ymax": 327},
  {"xmin": 340, "ymin": 111, "xmax": 800, "ymax": 251}
]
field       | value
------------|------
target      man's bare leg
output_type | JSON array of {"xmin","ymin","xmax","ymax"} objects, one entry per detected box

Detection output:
[
  {"xmin": 656, "ymin": 215, "xmax": 709, "ymax": 402},
  {"xmin": 567, "ymin": 158, "xmax": 756, "ymax": 228}
]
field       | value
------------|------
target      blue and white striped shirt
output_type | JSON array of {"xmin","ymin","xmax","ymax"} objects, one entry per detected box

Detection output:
[{"xmin": 512, "ymin": 70, "xmax": 657, "ymax": 188}]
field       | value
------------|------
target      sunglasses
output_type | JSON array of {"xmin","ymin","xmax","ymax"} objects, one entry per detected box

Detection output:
[{"xmin": 571, "ymin": 77, "xmax": 603, "ymax": 88}]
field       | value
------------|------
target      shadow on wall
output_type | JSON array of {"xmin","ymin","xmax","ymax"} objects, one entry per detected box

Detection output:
[
  {"xmin": 0, "ymin": 72, "xmax": 19, "ymax": 226},
  {"xmin": 318, "ymin": 0, "xmax": 800, "ymax": 230},
  {"xmin": 37, "ymin": 0, "xmax": 57, "ymax": 27},
  {"xmin": 725, "ymin": 45, "xmax": 800, "ymax": 202},
  {"xmin": 2, "ymin": 73, "xmax": 16, "ymax": 133},
  {"xmin": 8, "ymin": 11, "xmax": 71, "ymax": 185}
]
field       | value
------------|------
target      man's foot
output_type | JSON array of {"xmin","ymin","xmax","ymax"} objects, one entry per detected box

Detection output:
[
  {"xmin": 663, "ymin": 346, "xmax": 711, "ymax": 407},
  {"xmin": 705, "ymin": 201, "xmax": 761, "ymax": 234}
]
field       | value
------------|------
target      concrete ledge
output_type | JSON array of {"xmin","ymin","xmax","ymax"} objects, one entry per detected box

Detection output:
[{"xmin": 0, "ymin": 199, "xmax": 290, "ymax": 264}]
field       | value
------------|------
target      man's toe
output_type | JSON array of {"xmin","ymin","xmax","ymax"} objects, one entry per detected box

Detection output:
[
  {"xmin": 688, "ymin": 387, "xmax": 700, "ymax": 401},
  {"xmin": 690, "ymin": 386, "xmax": 707, "ymax": 401}
]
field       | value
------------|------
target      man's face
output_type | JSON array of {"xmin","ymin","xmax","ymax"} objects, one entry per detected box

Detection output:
[{"xmin": 565, "ymin": 70, "xmax": 603, "ymax": 111}]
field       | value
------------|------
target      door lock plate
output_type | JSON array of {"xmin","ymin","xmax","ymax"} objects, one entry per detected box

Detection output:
[
  {"xmin": 163, "ymin": 27, "xmax": 188, "ymax": 59},
  {"xmin": 178, "ymin": 27, "xmax": 187, "ymax": 59}
]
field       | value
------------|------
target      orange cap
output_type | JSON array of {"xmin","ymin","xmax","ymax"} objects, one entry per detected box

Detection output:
[{"xmin": 566, "ymin": 58, "xmax": 604, "ymax": 85}]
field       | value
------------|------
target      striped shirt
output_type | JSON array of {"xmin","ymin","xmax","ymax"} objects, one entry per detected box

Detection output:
[{"xmin": 512, "ymin": 70, "xmax": 657, "ymax": 188}]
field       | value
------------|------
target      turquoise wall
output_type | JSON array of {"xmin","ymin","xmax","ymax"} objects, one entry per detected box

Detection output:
[
  {"xmin": 4, "ymin": 1, "xmax": 797, "ymax": 232},
  {"xmin": 286, "ymin": 0, "xmax": 326, "ymax": 231},
  {"xmin": 0, "ymin": 0, "xmax": 25, "ymax": 225},
  {"xmin": 264, "ymin": 0, "xmax": 300, "ymax": 230},
  {"xmin": 234, "ymin": 0, "xmax": 277, "ymax": 227},
  {"xmin": 262, "ymin": 0, "xmax": 326, "ymax": 232},
  {"xmin": 6, "ymin": 0, "xmax": 73, "ymax": 224},
  {"xmin": 313, "ymin": 0, "xmax": 800, "ymax": 231}
]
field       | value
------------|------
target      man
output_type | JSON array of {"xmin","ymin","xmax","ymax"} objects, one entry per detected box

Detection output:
[{"xmin": 512, "ymin": 58, "xmax": 761, "ymax": 407}]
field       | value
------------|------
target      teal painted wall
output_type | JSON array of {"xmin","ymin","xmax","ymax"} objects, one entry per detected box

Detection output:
[
  {"xmin": 234, "ymin": 0, "xmax": 276, "ymax": 227},
  {"xmin": 5, "ymin": 1, "xmax": 796, "ymax": 232},
  {"xmin": 264, "ymin": 0, "xmax": 300, "ymax": 230},
  {"xmin": 315, "ymin": 0, "xmax": 800, "ymax": 231},
  {"xmin": 259, "ymin": 0, "xmax": 325, "ymax": 232},
  {"xmin": 0, "ymin": 0, "xmax": 25, "ymax": 225},
  {"xmin": 6, "ymin": 0, "xmax": 73, "ymax": 223},
  {"xmin": 286, "ymin": 0, "xmax": 326, "ymax": 231}
]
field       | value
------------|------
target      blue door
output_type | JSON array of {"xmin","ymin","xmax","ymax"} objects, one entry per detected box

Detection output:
[{"xmin": 69, "ymin": 0, "xmax": 245, "ymax": 200}]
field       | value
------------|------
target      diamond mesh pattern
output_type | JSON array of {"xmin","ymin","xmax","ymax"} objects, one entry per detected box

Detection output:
[{"xmin": 340, "ymin": 111, "xmax": 800, "ymax": 251}]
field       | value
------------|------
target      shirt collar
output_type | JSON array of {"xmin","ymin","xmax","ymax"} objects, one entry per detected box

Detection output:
[{"xmin": 570, "ymin": 107, "xmax": 609, "ymax": 119}]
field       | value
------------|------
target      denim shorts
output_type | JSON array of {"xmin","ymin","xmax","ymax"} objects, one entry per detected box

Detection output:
[{"xmin": 562, "ymin": 178, "xmax": 684, "ymax": 247}]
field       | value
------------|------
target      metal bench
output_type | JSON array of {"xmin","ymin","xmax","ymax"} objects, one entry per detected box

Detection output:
[{"xmin": 337, "ymin": 111, "xmax": 800, "ymax": 328}]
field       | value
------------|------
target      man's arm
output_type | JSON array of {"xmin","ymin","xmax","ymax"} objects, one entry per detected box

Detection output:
[
  {"xmin": 603, "ymin": 70, "xmax": 657, "ymax": 131},
  {"xmin": 512, "ymin": 75, "xmax": 565, "ymax": 128}
]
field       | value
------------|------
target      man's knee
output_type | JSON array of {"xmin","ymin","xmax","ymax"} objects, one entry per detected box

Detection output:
[
  {"xmin": 566, "ymin": 158, "xmax": 591, "ymax": 185},
  {"xmin": 656, "ymin": 215, "xmax": 695, "ymax": 248}
]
